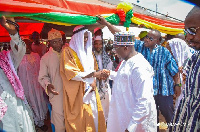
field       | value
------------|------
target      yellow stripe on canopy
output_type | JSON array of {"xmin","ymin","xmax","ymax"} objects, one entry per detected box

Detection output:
[{"xmin": 131, "ymin": 17, "xmax": 184, "ymax": 35}]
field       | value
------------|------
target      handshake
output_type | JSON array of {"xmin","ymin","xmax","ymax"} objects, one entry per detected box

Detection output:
[{"xmin": 94, "ymin": 69, "xmax": 110, "ymax": 80}]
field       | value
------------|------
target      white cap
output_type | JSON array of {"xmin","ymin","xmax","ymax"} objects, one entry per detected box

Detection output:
[{"xmin": 94, "ymin": 35, "xmax": 102, "ymax": 41}]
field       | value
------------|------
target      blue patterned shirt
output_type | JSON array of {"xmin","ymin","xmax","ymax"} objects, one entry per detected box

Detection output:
[{"xmin": 134, "ymin": 40, "xmax": 179, "ymax": 96}]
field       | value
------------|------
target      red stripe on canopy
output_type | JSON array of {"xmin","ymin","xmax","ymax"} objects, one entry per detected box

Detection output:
[
  {"xmin": 0, "ymin": 0, "xmax": 116, "ymax": 16},
  {"xmin": 0, "ymin": 23, "xmax": 44, "ymax": 42}
]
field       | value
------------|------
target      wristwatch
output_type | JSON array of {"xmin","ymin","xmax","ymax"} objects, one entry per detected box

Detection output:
[{"xmin": 174, "ymin": 83, "xmax": 182, "ymax": 87}]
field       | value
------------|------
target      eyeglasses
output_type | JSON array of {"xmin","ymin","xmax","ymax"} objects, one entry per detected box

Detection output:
[
  {"xmin": 184, "ymin": 27, "xmax": 200, "ymax": 35},
  {"xmin": 113, "ymin": 46, "xmax": 120, "ymax": 51},
  {"xmin": 145, "ymin": 35, "xmax": 155, "ymax": 41},
  {"xmin": 49, "ymin": 39, "xmax": 63, "ymax": 45}
]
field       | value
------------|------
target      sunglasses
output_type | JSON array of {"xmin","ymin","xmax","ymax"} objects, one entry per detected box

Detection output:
[
  {"xmin": 145, "ymin": 35, "xmax": 155, "ymax": 41},
  {"xmin": 184, "ymin": 27, "xmax": 200, "ymax": 35}
]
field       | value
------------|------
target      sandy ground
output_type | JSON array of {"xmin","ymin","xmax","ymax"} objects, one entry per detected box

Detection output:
[
  {"xmin": 41, "ymin": 111, "xmax": 168, "ymax": 132},
  {"xmin": 40, "ymin": 95, "xmax": 178, "ymax": 132}
]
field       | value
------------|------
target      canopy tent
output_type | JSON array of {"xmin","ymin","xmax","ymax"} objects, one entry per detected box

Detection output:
[
  {"xmin": 0, "ymin": 0, "xmax": 116, "ymax": 42},
  {"xmin": 0, "ymin": 22, "xmax": 44, "ymax": 42},
  {"xmin": 0, "ymin": 0, "xmax": 184, "ymax": 42}
]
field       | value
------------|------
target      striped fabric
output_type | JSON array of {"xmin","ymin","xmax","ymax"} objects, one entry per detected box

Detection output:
[
  {"xmin": 134, "ymin": 40, "xmax": 179, "ymax": 96},
  {"xmin": 170, "ymin": 51, "xmax": 200, "ymax": 132}
]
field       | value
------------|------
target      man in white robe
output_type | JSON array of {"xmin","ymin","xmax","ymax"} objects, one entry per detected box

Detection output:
[
  {"xmin": 60, "ymin": 25, "xmax": 107, "ymax": 132},
  {"xmin": 96, "ymin": 16, "xmax": 157, "ymax": 132},
  {"xmin": 0, "ymin": 16, "xmax": 34, "ymax": 131},
  {"xmin": 94, "ymin": 27, "xmax": 157, "ymax": 132},
  {"xmin": 103, "ymin": 32, "xmax": 157, "ymax": 132}
]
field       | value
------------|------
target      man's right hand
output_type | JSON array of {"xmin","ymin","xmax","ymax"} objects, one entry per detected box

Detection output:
[
  {"xmin": 96, "ymin": 15, "xmax": 108, "ymax": 26},
  {"xmin": 95, "ymin": 69, "xmax": 110, "ymax": 80},
  {"xmin": 96, "ymin": 15, "xmax": 121, "ymax": 34},
  {"xmin": 47, "ymin": 84, "xmax": 59, "ymax": 95},
  {"xmin": 0, "ymin": 16, "xmax": 17, "ymax": 35}
]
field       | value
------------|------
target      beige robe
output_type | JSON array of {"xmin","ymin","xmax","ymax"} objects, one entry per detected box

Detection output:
[
  {"xmin": 38, "ymin": 47, "xmax": 65, "ymax": 132},
  {"xmin": 60, "ymin": 46, "xmax": 106, "ymax": 132}
]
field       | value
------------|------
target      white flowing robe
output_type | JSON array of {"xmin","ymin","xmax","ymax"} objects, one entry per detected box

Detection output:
[
  {"xmin": 107, "ymin": 53, "xmax": 157, "ymax": 132},
  {"xmin": 69, "ymin": 29, "xmax": 99, "ymax": 132},
  {"xmin": 0, "ymin": 33, "xmax": 35, "ymax": 131}
]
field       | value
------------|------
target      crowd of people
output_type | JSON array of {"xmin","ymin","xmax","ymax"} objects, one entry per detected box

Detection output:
[{"xmin": 0, "ymin": 5, "xmax": 200, "ymax": 132}]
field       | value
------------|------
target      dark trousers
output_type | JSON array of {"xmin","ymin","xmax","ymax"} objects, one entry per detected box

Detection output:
[{"xmin": 154, "ymin": 94, "xmax": 174, "ymax": 124}]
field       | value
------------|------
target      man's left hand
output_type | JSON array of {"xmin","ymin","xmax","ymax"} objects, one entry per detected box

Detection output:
[{"xmin": 90, "ymin": 79, "xmax": 96, "ymax": 92}]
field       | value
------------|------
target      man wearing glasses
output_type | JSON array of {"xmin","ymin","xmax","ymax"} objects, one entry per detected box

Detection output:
[
  {"xmin": 170, "ymin": 6, "xmax": 200, "ymax": 132},
  {"xmin": 38, "ymin": 28, "xmax": 65, "ymax": 132},
  {"xmin": 134, "ymin": 29, "xmax": 181, "ymax": 129}
]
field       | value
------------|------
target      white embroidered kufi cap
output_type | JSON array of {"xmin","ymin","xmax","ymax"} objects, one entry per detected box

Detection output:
[{"xmin": 114, "ymin": 32, "xmax": 135, "ymax": 45}]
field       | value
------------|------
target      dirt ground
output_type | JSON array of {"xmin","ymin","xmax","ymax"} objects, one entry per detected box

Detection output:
[
  {"xmin": 41, "ymin": 96, "xmax": 177, "ymax": 132},
  {"xmin": 41, "ymin": 111, "xmax": 168, "ymax": 132}
]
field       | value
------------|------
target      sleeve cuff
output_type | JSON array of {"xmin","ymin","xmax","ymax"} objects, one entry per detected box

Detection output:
[
  {"xmin": 45, "ymin": 83, "xmax": 50, "ymax": 95},
  {"xmin": 71, "ymin": 71, "xmax": 95, "ymax": 84},
  {"xmin": 109, "ymin": 70, "xmax": 117, "ymax": 80},
  {"xmin": 10, "ymin": 33, "xmax": 20, "ymax": 45},
  {"xmin": 45, "ymin": 87, "xmax": 49, "ymax": 95},
  {"xmin": 127, "ymin": 122, "xmax": 137, "ymax": 132}
]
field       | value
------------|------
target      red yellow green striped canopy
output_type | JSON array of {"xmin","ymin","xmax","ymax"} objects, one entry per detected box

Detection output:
[{"xmin": 0, "ymin": 0, "xmax": 184, "ymax": 42}]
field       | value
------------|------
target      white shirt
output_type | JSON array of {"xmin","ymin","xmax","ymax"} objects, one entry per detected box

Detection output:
[
  {"xmin": 107, "ymin": 53, "xmax": 157, "ymax": 132},
  {"xmin": 96, "ymin": 54, "xmax": 103, "ymax": 70}
]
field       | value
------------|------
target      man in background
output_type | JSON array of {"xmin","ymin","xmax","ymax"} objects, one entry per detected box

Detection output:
[
  {"xmin": 18, "ymin": 39, "xmax": 48, "ymax": 131},
  {"xmin": 31, "ymin": 31, "xmax": 47, "ymax": 57},
  {"xmin": 138, "ymin": 31, "xmax": 148, "ymax": 41},
  {"xmin": 135, "ymin": 29, "xmax": 181, "ymax": 128},
  {"xmin": 93, "ymin": 35, "xmax": 113, "ymax": 122}
]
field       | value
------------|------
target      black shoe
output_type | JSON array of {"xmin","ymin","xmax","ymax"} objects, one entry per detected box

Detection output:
[{"xmin": 39, "ymin": 125, "xmax": 48, "ymax": 132}]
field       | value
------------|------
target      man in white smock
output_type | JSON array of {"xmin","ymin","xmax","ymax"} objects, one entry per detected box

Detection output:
[{"xmin": 106, "ymin": 32, "xmax": 157, "ymax": 132}]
